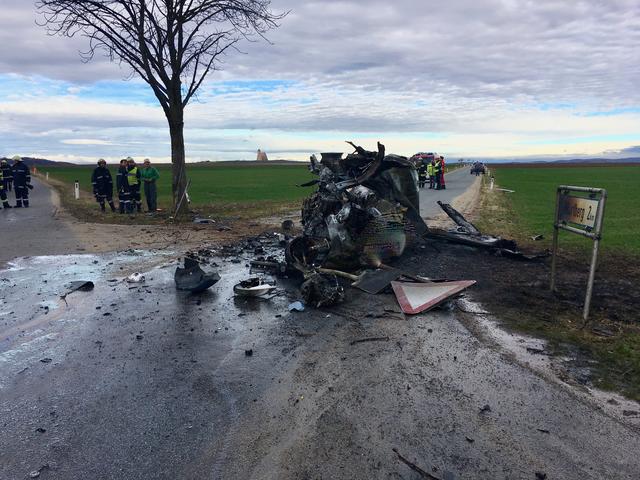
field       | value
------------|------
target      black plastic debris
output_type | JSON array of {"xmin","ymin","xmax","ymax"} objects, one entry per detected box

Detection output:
[{"xmin": 174, "ymin": 257, "xmax": 221, "ymax": 293}]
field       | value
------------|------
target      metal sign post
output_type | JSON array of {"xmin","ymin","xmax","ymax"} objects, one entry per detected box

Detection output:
[{"xmin": 550, "ymin": 185, "xmax": 607, "ymax": 321}]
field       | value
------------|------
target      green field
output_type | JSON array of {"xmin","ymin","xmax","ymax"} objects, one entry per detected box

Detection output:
[
  {"xmin": 486, "ymin": 165, "xmax": 640, "ymax": 256},
  {"xmin": 41, "ymin": 163, "xmax": 315, "ymax": 215}
]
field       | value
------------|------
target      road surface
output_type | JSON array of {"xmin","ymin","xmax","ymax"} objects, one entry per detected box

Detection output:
[
  {"xmin": 0, "ymin": 178, "xmax": 81, "ymax": 266},
  {"xmin": 1, "ymin": 175, "xmax": 638, "ymax": 480},
  {"xmin": 419, "ymin": 167, "xmax": 480, "ymax": 219}
]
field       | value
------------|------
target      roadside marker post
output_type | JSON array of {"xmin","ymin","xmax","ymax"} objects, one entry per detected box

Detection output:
[
  {"xmin": 550, "ymin": 185, "xmax": 607, "ymax": 321},
  {"xmin": 74, "ymin": 180, "xmax": 80, "ymax": 200}
]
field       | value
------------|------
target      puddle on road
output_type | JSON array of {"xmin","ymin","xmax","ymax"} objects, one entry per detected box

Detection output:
[{"xmin": 457, "ymin": 297, "xmax": 640, "ymax": 425}]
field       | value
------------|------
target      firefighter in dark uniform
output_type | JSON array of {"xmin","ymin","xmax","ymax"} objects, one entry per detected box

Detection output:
[
  {"xmin": 1, "ymin": 158, "xmax": 12, "ymax": 192},
  {"xmin": 417, "ymin": 161, "xmax": 428, "ymax": 189},
  {"xmin": 0, "ymin": 164, "xmax": 12, "ymax": 209},
  {"xmin": 126, "ymin": 157, "xmax": 142, "ymax": 213},
  {"xmin": 91, "ymin": 159, "xmax": 116, "ymax": 212},
  {"xmin": 116, "ymin": 159, "xmax": 131, "ymax": 214},
  {"xmin": 12, "ymin": 156, "xmax": 32, "ymax": 208}
]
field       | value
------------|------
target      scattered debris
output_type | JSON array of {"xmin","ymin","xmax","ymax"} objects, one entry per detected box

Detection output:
[
  {"xmin": 496, "ymin": 188, "xmax": 515, "ymax": 193},
  {"xmin": 526, "ymin": 346, "xmax": 547, "ymax": 355},
  {"xmin": 349, "ymin": 336, "xmax": 390, "ymax": 346},
  {"xmin": 233, "ymin": 277, "xmax": 276, "ymax": 297},
  {"xmin": 29, "ymin": 465, "xmax": 50, "ymax": 478},
  {"xmin": 622, "ymin": 410, "xmax": 639, "ymax": 417},
  {"xmin": 193, "ymin": 217, "xmax": 215, "ymax": 224},
  {"xmin": 537, "ymin": 428, "xmax": 550, "ymax": 434},
  {"xmin": 174, "ymin": 257, "xmax": 220, "ymax": 293},
  {"xmin": 465, "ymin": 436, "xmax": 475, "ymax": 443},
  {"xmin": 60, "ymin": 280, "xmax": 95, "ymax": 304},
  {"xmin": 391, "ymin": 280, "xmax": 476, "ymax": 315},
  {"xmin": 300, "ymin": 272, "xmax": 344, "ymax": 307},
  {"xmin": 40, "ymin": 358, "xmax": 52, "ymax": 364},
  {"xmin": 126, "ymin": 273, "xmax": 145, "ymax": 283},
  {"xmin": 535, "ymin": 472, "xmax": 547, "ymax": 480},
  {"xmin": 281, "ymin": 219, "xmax": 294, "ymax": 231},
  {"xmin": 244, "ymin": 349, "xmax": 253, "ymax": 357},
  {"xmin": 531, "ymin": 234, "xmax": 545, "ymax": 241},
  {"xmin": 288, "ymin": 301, "xmax": 305, "ymax": 312},
  {"xmin": 392, "ymin": 448, "xmax": 442, "ymax": 480},
  {"xmin": 430, "ymin": 202, "xmax": 547, "ymax": 260},
  {"xmin": 480, "ymin": 404, "xmax": 492, "ymax": 413}
]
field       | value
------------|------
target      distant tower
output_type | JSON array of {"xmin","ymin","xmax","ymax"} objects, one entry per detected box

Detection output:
[{"xmin": 256, "ymin": 149, "xmax": 268, "ymax": 162}]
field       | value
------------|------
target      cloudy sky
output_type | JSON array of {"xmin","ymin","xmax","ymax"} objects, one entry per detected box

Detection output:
[{"xmin": 1, "ymin": 0, "xmax": 639, "ymax": 163}]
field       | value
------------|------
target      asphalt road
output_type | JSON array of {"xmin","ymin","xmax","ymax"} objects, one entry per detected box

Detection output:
[
  {"xmin": 419, "ymin": 167, "xmax": 480, "ymax": 219},
  {"xmin": 1, "ymin": 174, "xmax": 639, "ymax": 480},
  {"xmin": 0, "ymin": 178, "xmax": 80, "ymax": 266}
]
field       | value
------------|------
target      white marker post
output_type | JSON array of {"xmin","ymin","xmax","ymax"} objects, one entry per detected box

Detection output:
[
  {"xmin": 74, "ymin": 180, "xmax": 80, "ymax": 200},
  {"xmin": 550, "ymin": 185, "xmax": 607, "ymax": 321}
]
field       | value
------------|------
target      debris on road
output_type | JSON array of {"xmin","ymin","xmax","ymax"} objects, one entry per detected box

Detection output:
[
  {"xmin": 60, "ymin": 280, "xmax": 95, "ymax": 304},
  {"xmin": 174, "ymin": 257, "xmax": 220, "ymax": 293},
  {"xmin": 300, "ymin": 272, "xmax": 344, "ymax": 307},
  {"xmin": 531, "ymin": 234, "xmax": 545, "ymax": 241},
  {"xmin": 392, "ymin": 448, "xmax": 442, "ymax": 480},
  {"xmin": 233, "ymin": 277, "xmax": 276, "ymax": 297},
  {"xmin": 391, "ymin": 280, "xmax": 476, "ymax": 314},
  {"xmin": 288, "ymin": 301, "xmax": 305, "ymax": 312},
  {"xmin": 349, "ymin": 336, "xmax": 390, "ymax": 346},
  {"xmin": 430, "ymin": 201, "xmax": 547, "ymax": 260},
  {"xmin": 126, "ymin": 273, "xmax": 145, "ymax": 283}
]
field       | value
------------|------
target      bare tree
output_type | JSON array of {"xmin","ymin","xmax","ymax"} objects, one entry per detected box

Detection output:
[{"xmin": 36, "ymin": 0, "xmax": 284, "ymax": 213}]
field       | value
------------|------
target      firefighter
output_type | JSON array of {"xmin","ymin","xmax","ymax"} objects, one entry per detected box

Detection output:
[
  {"xmin": 439, "ymin": 156, "xmax": 447, "ymax": 190},
  {"xmin": 126, "ymin": 157, "xmax": 142, "ymax": 213},
  {"xmin": 427, "ymin": 159, "xmax": 435, "ymax": 189},
  {"xmin": 12, "ymin": 156, "xmax": 32, "ymax": 207},
  {"xmin": 116, "ymin": 159, "xmax": 131, "ymax": 214},
  {"xmin": 91, "ymin": 159, "xmax": 116, "ymax": 212},
  {"xmin": 417, "ymin": 161, "xmax": 427, "ymax": 189},
  {"xmin": 0, "ymin": 164, "xmax": 12, "ymax": 209},
  {"xmin": 1, "ymin": 158, "xmax": 12, "ymax": 192},
  {"xmin": 433, "ymin": 157, "xmax": 442, "ymax": 190}
]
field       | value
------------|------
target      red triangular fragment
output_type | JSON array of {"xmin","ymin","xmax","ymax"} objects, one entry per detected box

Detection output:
[{"xmin": 391, "ymin": 280, "xmax": 476, "ymax": 314}]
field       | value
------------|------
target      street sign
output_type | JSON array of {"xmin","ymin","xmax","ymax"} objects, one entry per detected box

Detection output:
[
  {"xmin": 558, "ymin": 194, "xmax": 600, "ymax": 229},
  {"xmin": 551, "ymin": 186, "xmax": 607, "ymax": 321}
]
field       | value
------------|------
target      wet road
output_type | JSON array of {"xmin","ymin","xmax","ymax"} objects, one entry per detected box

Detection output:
[
  {"xmin": 419, "ymin": 167, "xmax": 479, "ymax": 219},
  {"xmin": 0, "ymin": 178, "xmax": 81, "ymax": 266},
  {"xmin": 1, "ymin": 248, "xmax": 639, "ymax": 479}
]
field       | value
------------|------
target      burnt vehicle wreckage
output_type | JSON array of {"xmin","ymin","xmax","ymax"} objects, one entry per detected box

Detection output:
[{"xmin": 181, "ymin": 142, "xmax": 543, "ymax": 310}]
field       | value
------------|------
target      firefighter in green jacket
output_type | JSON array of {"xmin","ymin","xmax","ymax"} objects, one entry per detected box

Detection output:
[
  {"xmin": 140, "ymin": 158, "xmax": 160, "ymax": 212},
  {"xmin": 126, "ymin": 157, "xmax": 142, "ymax": 213},
  {"xmin": 428, "ymin": 159, "xmax": 436, "ymax": 189}
]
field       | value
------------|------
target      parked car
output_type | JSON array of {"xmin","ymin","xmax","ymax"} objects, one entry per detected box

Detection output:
[{"xmin": 470, "ymin": 162, "xmax": 485, "ymax": 175}]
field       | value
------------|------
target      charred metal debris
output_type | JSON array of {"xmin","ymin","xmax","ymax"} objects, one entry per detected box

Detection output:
[{"xmin": 181, "ymin": 141, "xmax": 541, "ymax": 310}]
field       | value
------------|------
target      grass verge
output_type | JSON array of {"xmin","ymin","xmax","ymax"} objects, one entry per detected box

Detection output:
[{"xmin": 477, "ymin": 166, "xmax": 640, "ymax": 400}]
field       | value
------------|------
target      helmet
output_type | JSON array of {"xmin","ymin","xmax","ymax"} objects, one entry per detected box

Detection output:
[
  {"xmin": 12, "ymin": 155, "xmax": 22, "ymax": 161},
  {"xmin": 126, "ymin": 156, "xmax": 134, "ymax": 162},
  {"xmin": 98, "ymin": 158, "xmax": 106, "ymax": 165}
]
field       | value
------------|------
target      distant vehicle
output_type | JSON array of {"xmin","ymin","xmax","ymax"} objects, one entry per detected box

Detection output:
[
  {"xmin": 410, "ymin": 152, "xmax": 437, "ymax": 166},
  {"xmin": 470, "ymin": 162, "xmax": 485, "ymax": 175}
]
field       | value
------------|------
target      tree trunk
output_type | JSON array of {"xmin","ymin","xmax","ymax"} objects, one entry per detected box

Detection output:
[{"xmin": 168, "ymin": 108, "xmax": 188, "ymax": 215}]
